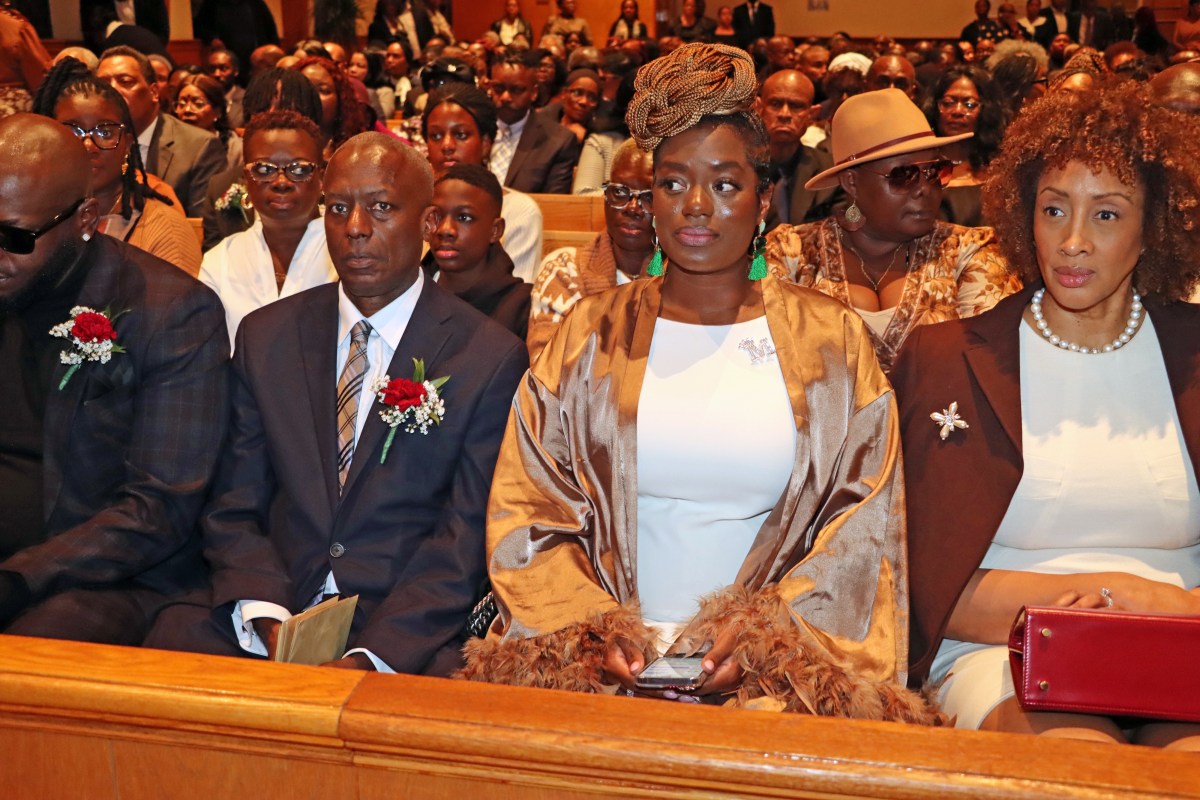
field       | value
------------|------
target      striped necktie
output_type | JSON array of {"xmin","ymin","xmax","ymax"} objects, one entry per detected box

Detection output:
[
  {"xmin": 490, "ymin": 124, "xmax": 516, "ymax": 186},
  {"xmin": 335, "ymin": 320, "xmax": 372, "ymax": 492}
]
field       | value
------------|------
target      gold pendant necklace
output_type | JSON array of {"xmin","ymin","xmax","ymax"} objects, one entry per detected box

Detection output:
[{"xmin": 837, "ymin": 223, "xmax": 909, "ymax": 292}]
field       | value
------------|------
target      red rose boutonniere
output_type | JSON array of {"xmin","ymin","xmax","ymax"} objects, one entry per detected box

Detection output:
[
  {"xmin": 48, "ymin": 306, "xmax": 126, "ymax": 390},
  {"xmin": 371, "ymin": 358, "xmax": 450, "ymax": 463}
]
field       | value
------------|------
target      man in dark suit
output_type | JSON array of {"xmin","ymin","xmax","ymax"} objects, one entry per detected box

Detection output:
[
  {"xmin": 80, "ymin": 0, "xmax": 169, "ymax": 53},
  {"xmin": 757, "ymin": 71, "xmax": 842, "ymax": 232},
  {"xmin": 487, "ymin": 54, "xmax": 580, "ymax": 195},
  {"xmin": 1036, "ymin": 0, "xmax": 1072, "ymax": 48},
  {"xmin": 1068, "ymin": 0, "xmax": 1114, "ymax": 50},
  {"xmin": 733, "ymin": 0, "xmax": 774, "ymax": 49},
  {"xmin": 98, "ymin": 46, "xmax": 227, "ymax": 218},
  {"xmin": 146, "ymin": 133, "xmax": 528, "ymax": 675},
  {"xmin": 0, "ymin": 115, "xmax": 227, "ymax": 643}
]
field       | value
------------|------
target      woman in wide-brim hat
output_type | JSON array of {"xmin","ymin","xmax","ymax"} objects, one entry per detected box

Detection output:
[{"xmin": 765, "ymin": 87, "xmax": 1021, "ymax": 372}]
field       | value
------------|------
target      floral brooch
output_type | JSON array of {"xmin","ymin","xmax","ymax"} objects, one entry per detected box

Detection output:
[
  {"xmin": 372, "ymin": 358, "xmax": 450, "ymax": 463},
  {"xmin": 930, "ymin": 401, "xmax": 969, "ymax": 441},
  {"xmin": 215, "ymin": 182, "xmax": 252, "ymax": 223},
  {"xmin": 49, "ymin": 306, "xmax": 125, "ymax": 390}
]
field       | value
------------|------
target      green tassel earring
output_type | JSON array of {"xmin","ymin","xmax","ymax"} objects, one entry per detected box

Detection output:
[
  {"xmin": 646, "ymin": 219, "xmax": 664, "ymax": 276},
  {"xmin": 748, "ymin": 220, "xmax": 768, "ymax": 281}
]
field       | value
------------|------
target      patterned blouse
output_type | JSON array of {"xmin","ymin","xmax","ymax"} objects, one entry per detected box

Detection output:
[{"xmin": 765, "ymin": 218, "xmax": 1021, "ymax": 372}]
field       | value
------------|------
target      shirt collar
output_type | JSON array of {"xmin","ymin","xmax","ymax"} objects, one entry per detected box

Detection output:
[
  {"xmin": 498, "ymin": 110, "xmax": 530, "ymax": 140},
  {"xmin": 137, "ymin": 114, "xmax": 158, "ymax": 148},
  {"xmin": 337, "ymin": 268, "xmax": 425, "ymax": 352}
]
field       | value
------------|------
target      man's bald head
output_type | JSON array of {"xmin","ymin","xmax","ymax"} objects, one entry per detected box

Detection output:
[
  {"xmin": 766, "ymin": 36, "xmax": 796, "ymax": 68},
  {"xmin": 328, "ymin": 132, "xmax": 434, "ymax": 207},
  {"xmin": 867, "ymin": 54, "xmax": 917, "ymax": 98},
  {"xmin": 1150, "ymin": 63, "xmax": 1200, "ymax": 115},
  {"xmin": 0, "ymin": 114, "xmax": 93, "ymax": 206},
  {"xmin": 757, "ymin": 70, "xmax": 816, "ymax": 161}
]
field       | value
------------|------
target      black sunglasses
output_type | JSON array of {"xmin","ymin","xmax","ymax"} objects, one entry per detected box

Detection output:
[
  {"xmin": 602, "ymin": 182, "xmax": 653, "ymax": 210},
  {"xmin": 862, "ymin": 159, "xmax": 954, "ymax": 192},
  {"xmin": 0, "ymin": 197, "xmax": 86, "ymax": 255},
  {"xmin": 244, "ymin": 159, "xmax": 320, "ymax": 183}
]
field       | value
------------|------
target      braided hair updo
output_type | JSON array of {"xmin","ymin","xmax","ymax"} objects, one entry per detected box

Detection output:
[{"xmin": 625, "ymin": 42, "xmax": 769, "ymax": 190}]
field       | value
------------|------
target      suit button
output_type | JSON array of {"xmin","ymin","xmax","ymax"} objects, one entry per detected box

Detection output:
[{"xmin": 329, "ymin": 543, "xmax": 345, "ymax": 558}]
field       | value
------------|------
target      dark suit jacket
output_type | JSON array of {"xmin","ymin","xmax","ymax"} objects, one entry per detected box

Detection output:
[
  {"xmin": 367, "ymin": 2, "xmax": 434, "ymax": 48},
  {"xmin": 1036, "ymin": 7, "xmax": 1069, "ymax": 48},
  {"xmin": 204, "ymin": 278, "xmax": 528, "ymax": 675},
  {"xmin": 201, "ymin": 162, "xmax": 250, "ymax": 251},
  {"xmin": 732, "ymin": 1, "xmax": 774, "ymax": 47},
  {"xmin": 764, "ymin": 140, "xmax": 842, "ymax": 232},
  {"xmin": 890, "ymin": 287, "xmax": 1200, "ymax": 686},
  {"xmin": 101, "ymin": 23, "xmax": 170, "ymax": 58},
  {"xmin": 146, "ymin": 113, "xmax": 228, "ymax": 218},
  {"xmin": 1, "ymin": 234, "xmax": 228, "ymax": 601},
  {"xmin": 81, "ymin": 0, "xmax": 169, "ymax": 49},
  {"xmin": 1068, "ymin": 8, "xmax": 1115, "ymax": 49},
  {"xmin": 504, "ymin": 112, "xmax": 582, "ymax": 195}
]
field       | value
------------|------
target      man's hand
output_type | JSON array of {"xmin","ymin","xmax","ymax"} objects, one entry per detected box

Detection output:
[
  {"xmin": 252, "ymin": 618, "xmax": 281, "ymax": 661},
  {"xmin": 320, "ymin": 652, "xmax": 374, "ymax": 670}
]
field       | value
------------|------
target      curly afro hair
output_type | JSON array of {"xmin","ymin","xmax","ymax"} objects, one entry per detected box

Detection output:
[{"xmin": 982, "ymin": 79, "xmax": 1200, "ymax": 301}]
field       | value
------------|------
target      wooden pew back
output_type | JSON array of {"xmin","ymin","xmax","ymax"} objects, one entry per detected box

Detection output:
[{"xmin": 1, "ymin": 635, "xmax": 1195, "ymax": 800}]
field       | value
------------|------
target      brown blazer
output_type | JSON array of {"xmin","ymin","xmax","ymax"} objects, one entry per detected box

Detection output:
[{"xmin": 890, "ymin": 286, "xmax": 1200, "ymax": 686}]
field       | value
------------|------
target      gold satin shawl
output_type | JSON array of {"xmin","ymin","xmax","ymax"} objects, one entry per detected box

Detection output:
[{"xmin": 486, "ymin": 273, "xmax": 909, "ymax": 682}]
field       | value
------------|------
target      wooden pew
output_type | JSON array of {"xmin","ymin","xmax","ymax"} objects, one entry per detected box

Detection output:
[
  {"xmin": 1, "ymin": 635, "xmax": 1196, "ymax": 799},
  {"xmin": 542, "ymin": 229, "xmax": 596, "ymax": 256},
  {"xmin": 530, "ymin": 193, "xmax": 605, "ymax": 233}
]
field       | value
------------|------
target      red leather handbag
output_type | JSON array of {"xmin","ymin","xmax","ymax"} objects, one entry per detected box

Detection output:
[{"xmin": 1008, "ymin": 606, "xmax": 1200, "ymax": 723}]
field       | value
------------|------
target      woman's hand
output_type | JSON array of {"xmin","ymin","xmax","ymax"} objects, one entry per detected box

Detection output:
[
  {"xmin": 602, "ymin": 637, "xmax": 646, "ymax": 690},
  {"xmin": 692, "ymin": 628, "xmax": 743, "ymax": 697},
  {"xmin": 1094, "ymin": 574, "xmax": 1200, "ymax": 615}
]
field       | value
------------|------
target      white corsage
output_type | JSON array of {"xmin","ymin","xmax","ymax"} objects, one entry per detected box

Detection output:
[{"xmin": 930, "ymin": 401, "xmax": 969, "ymax": 441}]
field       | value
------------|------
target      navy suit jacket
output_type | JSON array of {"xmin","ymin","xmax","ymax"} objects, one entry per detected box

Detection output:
[
  {"xmin": 2, "ymin": 235, "xmax": 228, "ymax": 601},
  {"xmin": 203, "ymin": 278, "xmax": 527, "ymax": 675},
  {"xmin": 504, "ymin": 112, "xmax": 581, "ymax": 195},
  {"xmin": 891, "ymin": 287, "xmax": 1200, "ymax": 685}
]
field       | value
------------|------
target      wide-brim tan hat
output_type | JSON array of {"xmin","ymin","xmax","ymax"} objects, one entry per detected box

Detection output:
[{"xmin": 805, "ymin": 88, "xmax": 973, "ymax": 190}]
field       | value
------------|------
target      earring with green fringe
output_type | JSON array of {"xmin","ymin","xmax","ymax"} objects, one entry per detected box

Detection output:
[
  {"xmin": 748, "ymin": 220, "xmax": 768, "ymax": 280},
  {"xmin": 646, "ymin": 218, "xmax": 665, "ymax": 276}
]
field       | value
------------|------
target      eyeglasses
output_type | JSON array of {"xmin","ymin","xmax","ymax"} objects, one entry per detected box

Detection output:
[
  {"xmin": 0, "ymin": 197, "xmax": 85, "ymax": 255},
  {"xmin": 174, "ymin": 96, "xmax": 212, "ymax": 111},
  {"xmin": 602, "ymin": 182, "xmax": 653, "ymax": 210},
  {"xmin": 862, "ymin": 159, "xmax": 954, "ymax": 191},
  {"xmin": 244, "ymin": 159, "xmax": 320, "ymax": 183},
  {"xmin": 938, "ymin": 96, "xmax": 981, "ymax": 111},
  {"xmin": 63, "ymin": 122, "xmax": 125, "ymax": 150}
]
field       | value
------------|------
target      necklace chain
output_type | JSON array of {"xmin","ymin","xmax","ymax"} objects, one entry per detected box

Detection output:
[
  {"xmin": 836, "ymin": 223, "xmax": 909, "ymax": 292},
  {"xmin": 1030, "ymin": 287, "xmax": 1144, "ymax": 354}
]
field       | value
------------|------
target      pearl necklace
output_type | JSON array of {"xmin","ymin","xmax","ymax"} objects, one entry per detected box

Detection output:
[{"xmin": 1029, "ymin": 287, "xmax": 1143, "ymax": 354}]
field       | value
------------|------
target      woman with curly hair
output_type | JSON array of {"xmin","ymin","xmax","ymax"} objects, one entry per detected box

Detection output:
[
  {"xmin": 924, "ymin": 64, "xmax": 1008, "ymax": 226},
  {"xmin": 892, "ymin": 80, "xmax": 1200, "ymax": 747},
  {"xmin": 292, "ymin": 55, "xmax": 369, "ymax": 154},
  {"xmin": 461, "ymin": 43, "xmax": 943, "ymax": 725},
  {"xmin": 33, "ymin": 57, "xmax": 200, "ymax": 276}
]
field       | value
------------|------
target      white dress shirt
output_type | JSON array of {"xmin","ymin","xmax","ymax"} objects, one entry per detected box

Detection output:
[
  {"xmin": 199, "ymin": 216, "xmax": 336, "ymax": 351},
  {"xmin": 500, "ymin": 188, "xmax": 543, "ymax": 284},
  {"xmin": 234, "ymin": 271, "xmax": 426, "ymax": 673},
  {"xmin": 489, "ymin": 111, "xmax": 529, "ymax": 186}
]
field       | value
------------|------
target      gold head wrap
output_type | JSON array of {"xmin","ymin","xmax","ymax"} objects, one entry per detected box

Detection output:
[{"xmin": 626, "ymin": 42, "xmax": 758, "ymax": 152}]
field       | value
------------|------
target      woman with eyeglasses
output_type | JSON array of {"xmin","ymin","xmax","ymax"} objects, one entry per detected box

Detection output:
[
  {"xmin": 421, "ymin": 83, "xmax": 543, "ymax": 284},
  {"xmin": 528, "ymin": 137, "xmax": 654, "ymax": 358},
  {"xmin": 173, "ymin": 73, "xmax": 243, "ymax": 172},
  {"xmin": 766, "ymin": 89, "xmax": 1020, "ymax": 372},
  {"xmin": 198, "ymin": 110, "xmax": 335, "ymax": 349},
  {"xmin": 32, "ymin": 57, "xmax": 201, "ymax": 277},
  {"xmin": 539, "ymin": 68, "xmax": 600, "ymax": 144},
  {"xmin": 464, "ymin": 45, "xmax": 942, "ymax": 725},
  {"xmin": 922, "ymin": 65, "xmax": 1008, "ymax": 227}
]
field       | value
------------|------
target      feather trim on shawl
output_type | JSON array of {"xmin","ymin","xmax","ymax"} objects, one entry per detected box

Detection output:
[{"xmin": 459, "ymin": 604, "xmax": 657, "ymax": 693}]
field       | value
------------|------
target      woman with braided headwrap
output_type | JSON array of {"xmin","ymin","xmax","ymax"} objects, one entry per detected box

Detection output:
[{"xmin": 462, "ymin": 43, "xmax": 942, "ymax": 724}]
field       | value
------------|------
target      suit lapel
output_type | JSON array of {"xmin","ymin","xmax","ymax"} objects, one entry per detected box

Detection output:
[
  {"xmin": 1149, "ymin": 302, "xmax": 1200, "ymax": 483},
  {"xmin": 504, "ymin": 116, "xmax": 542, "ymax": 184},
  {"xmin": 963, "ymin": 286, "xmax": 1033, "ymax": 454},
  {"xmin": 42, "ymin": 241, "xmax": 124, "ymax": 520},
  {"xmin": 339, "ymin": 280, "xmax": 453, "ymax": 499},
  {"xmin": 297, "ymin": 286, "xmax": 342, "ymax": 512},
  {"xmin": 153, "ymin": 115, "xmax": 175, "ymax": 180}
]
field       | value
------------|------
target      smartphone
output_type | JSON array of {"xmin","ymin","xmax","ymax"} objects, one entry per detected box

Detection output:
[{"xmin": 634, "ymin": 656, "xmax": 708, "ymax": 691}]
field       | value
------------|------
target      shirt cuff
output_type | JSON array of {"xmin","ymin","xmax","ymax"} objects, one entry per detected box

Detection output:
[
  {"xmin": 344, "ymin": 647, "xmax": 394, "ymax": 673},
  {"xmin": 233, "ymin": 600, "xmax": 291, "ymax": 656}
]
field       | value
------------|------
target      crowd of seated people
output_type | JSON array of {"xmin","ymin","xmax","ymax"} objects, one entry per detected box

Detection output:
[{"xmin": 2, "ymin": 0, "xmax": 1200, "ymax": 754}]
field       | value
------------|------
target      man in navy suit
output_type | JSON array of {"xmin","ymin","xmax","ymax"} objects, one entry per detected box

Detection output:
[
  {"xmin": 487, "ymin": 54, "xmax": 580, "ymax": 195},
  {"xmin": 146, "ymin": 133, "xmax": 528, "ymax": 675},
  {"xmin": 0, "ymin": 115, "xmax": 227, "ymax": 643},
  {"xmin": 733, "ymin": 0, "xmax": 774, "ymax": 48}
]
